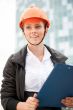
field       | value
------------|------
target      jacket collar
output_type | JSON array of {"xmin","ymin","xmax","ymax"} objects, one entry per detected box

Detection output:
[
  {"xmin": 45, "ymin": 45, "xmax": 68, "ymax": 64},
  {"xmin": 12, "ymin": 45, "xmax": 68, "ymax": 67}
]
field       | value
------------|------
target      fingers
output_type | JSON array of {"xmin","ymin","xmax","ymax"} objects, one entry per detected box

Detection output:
[
  {"xmin": 27, "ymin": 96, "xmax": 39, "ymax": 103},
  {"xmin": 61, "ymin": 97, "xmax": 73, "ymax": 107},
  {"xmin": 26, "ymin": 102, "xmax": 38, "ymax": 109},
  {"xmin": 24, "ymin": 102, "xmax": 38, "ymax": 110},
  {"xmin": 65, "ymin": 97, "xmax": 73, "ymax": 101},
  {"xmin": 33, "ymin": 93, "xmax": 37, "ymax": 98},
  {"xmin": 26, "ymin": 95, "xmax": 39, "ymax": 109},
  {"xmin": 26, "ymin": 93, "xmax": 39, "ymax": 103}
]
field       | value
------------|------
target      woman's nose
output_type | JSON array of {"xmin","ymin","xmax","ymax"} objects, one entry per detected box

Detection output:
[{"xmin": 31, "ymin": 27, "xmax": 37, "ymax": 33}]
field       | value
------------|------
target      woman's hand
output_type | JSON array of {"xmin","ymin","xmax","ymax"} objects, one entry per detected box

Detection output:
[
  {"xmin": 16, "ymin": 94, "xmax": 39, "ymax": 110},
  {"xmin": 61, "ymin": 97, "xmax": 73, "ymax": 108}
]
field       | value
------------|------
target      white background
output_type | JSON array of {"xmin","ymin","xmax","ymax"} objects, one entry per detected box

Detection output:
[{"xmin": 0, "ymin": 0, "xmax": 16, "ymax": 109}]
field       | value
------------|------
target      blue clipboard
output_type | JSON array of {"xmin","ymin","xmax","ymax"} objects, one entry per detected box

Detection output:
[{"xmin": 37, "ymin": 63, "xmax": 73, "ymax": 107}]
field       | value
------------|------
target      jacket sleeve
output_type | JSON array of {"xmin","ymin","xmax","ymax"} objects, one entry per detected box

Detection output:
[{"xmin": 1, "ymin": 55, "xmax": 19, "ymax": 110}]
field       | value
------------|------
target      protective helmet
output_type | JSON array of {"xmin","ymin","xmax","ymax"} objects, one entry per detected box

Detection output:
[{"xmin": 19, "ymin": 5, "xmax": 50, "ymax": 29}]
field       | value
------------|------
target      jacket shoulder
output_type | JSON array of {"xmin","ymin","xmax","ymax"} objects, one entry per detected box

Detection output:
[{"xmin": 7, "ymin": 46, "xmax": 27, "ymax": 66}]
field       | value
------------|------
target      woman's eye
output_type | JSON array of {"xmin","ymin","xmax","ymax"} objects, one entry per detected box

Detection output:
[
  {"xmin": 35, "ymin": 25, "xmax": 41, "ymax": 29},
  {"xmin": 25, "ymin": 25, "xmax": 42, "ymax": 29},
  {"xmin": 26, "ymin": 26, "xmax": 31, "ymax": 29}
]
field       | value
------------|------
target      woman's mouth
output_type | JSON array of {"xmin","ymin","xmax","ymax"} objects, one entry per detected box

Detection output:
[{"xmin": 30, "ymin": 35, "xmax": 39, "ymax": 38}]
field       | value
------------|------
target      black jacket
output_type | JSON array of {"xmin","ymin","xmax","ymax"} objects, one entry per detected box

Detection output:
[{"xmin": 1, "ymin": 45, "xmax": 68, "ymax": 110}]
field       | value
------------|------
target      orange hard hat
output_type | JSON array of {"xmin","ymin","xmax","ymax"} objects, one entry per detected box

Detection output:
[{"xmin": 19, "ymin": 5, "xmax": 50, "ymax": 29}]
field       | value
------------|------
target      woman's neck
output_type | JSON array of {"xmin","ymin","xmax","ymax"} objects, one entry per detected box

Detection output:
[{"xmin": 28, "ymin": 43, "xmax": 44, "ymax": 61}]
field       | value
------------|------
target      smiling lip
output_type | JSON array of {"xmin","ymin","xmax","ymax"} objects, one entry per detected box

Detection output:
[
  {"xmin": 31, "ymin": 36, "xmax": 38, "ymax": 38},
  {"xmin": 30, "ymin": 35, "xmax": 39, "ymax": 38},
  {"xmin": 30, "ymin": 33, "xmax": 39, "ymax": 38}
]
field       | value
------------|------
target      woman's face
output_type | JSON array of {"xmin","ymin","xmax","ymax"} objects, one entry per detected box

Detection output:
[{"xmin": 23, "ymin": 20, "xmax": 47, "ymax": 46}]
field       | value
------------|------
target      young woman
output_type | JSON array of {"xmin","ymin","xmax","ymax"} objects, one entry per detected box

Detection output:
[{"xmin": 1, "ymin": 5, "xmax": 73, "ymax": 110}]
